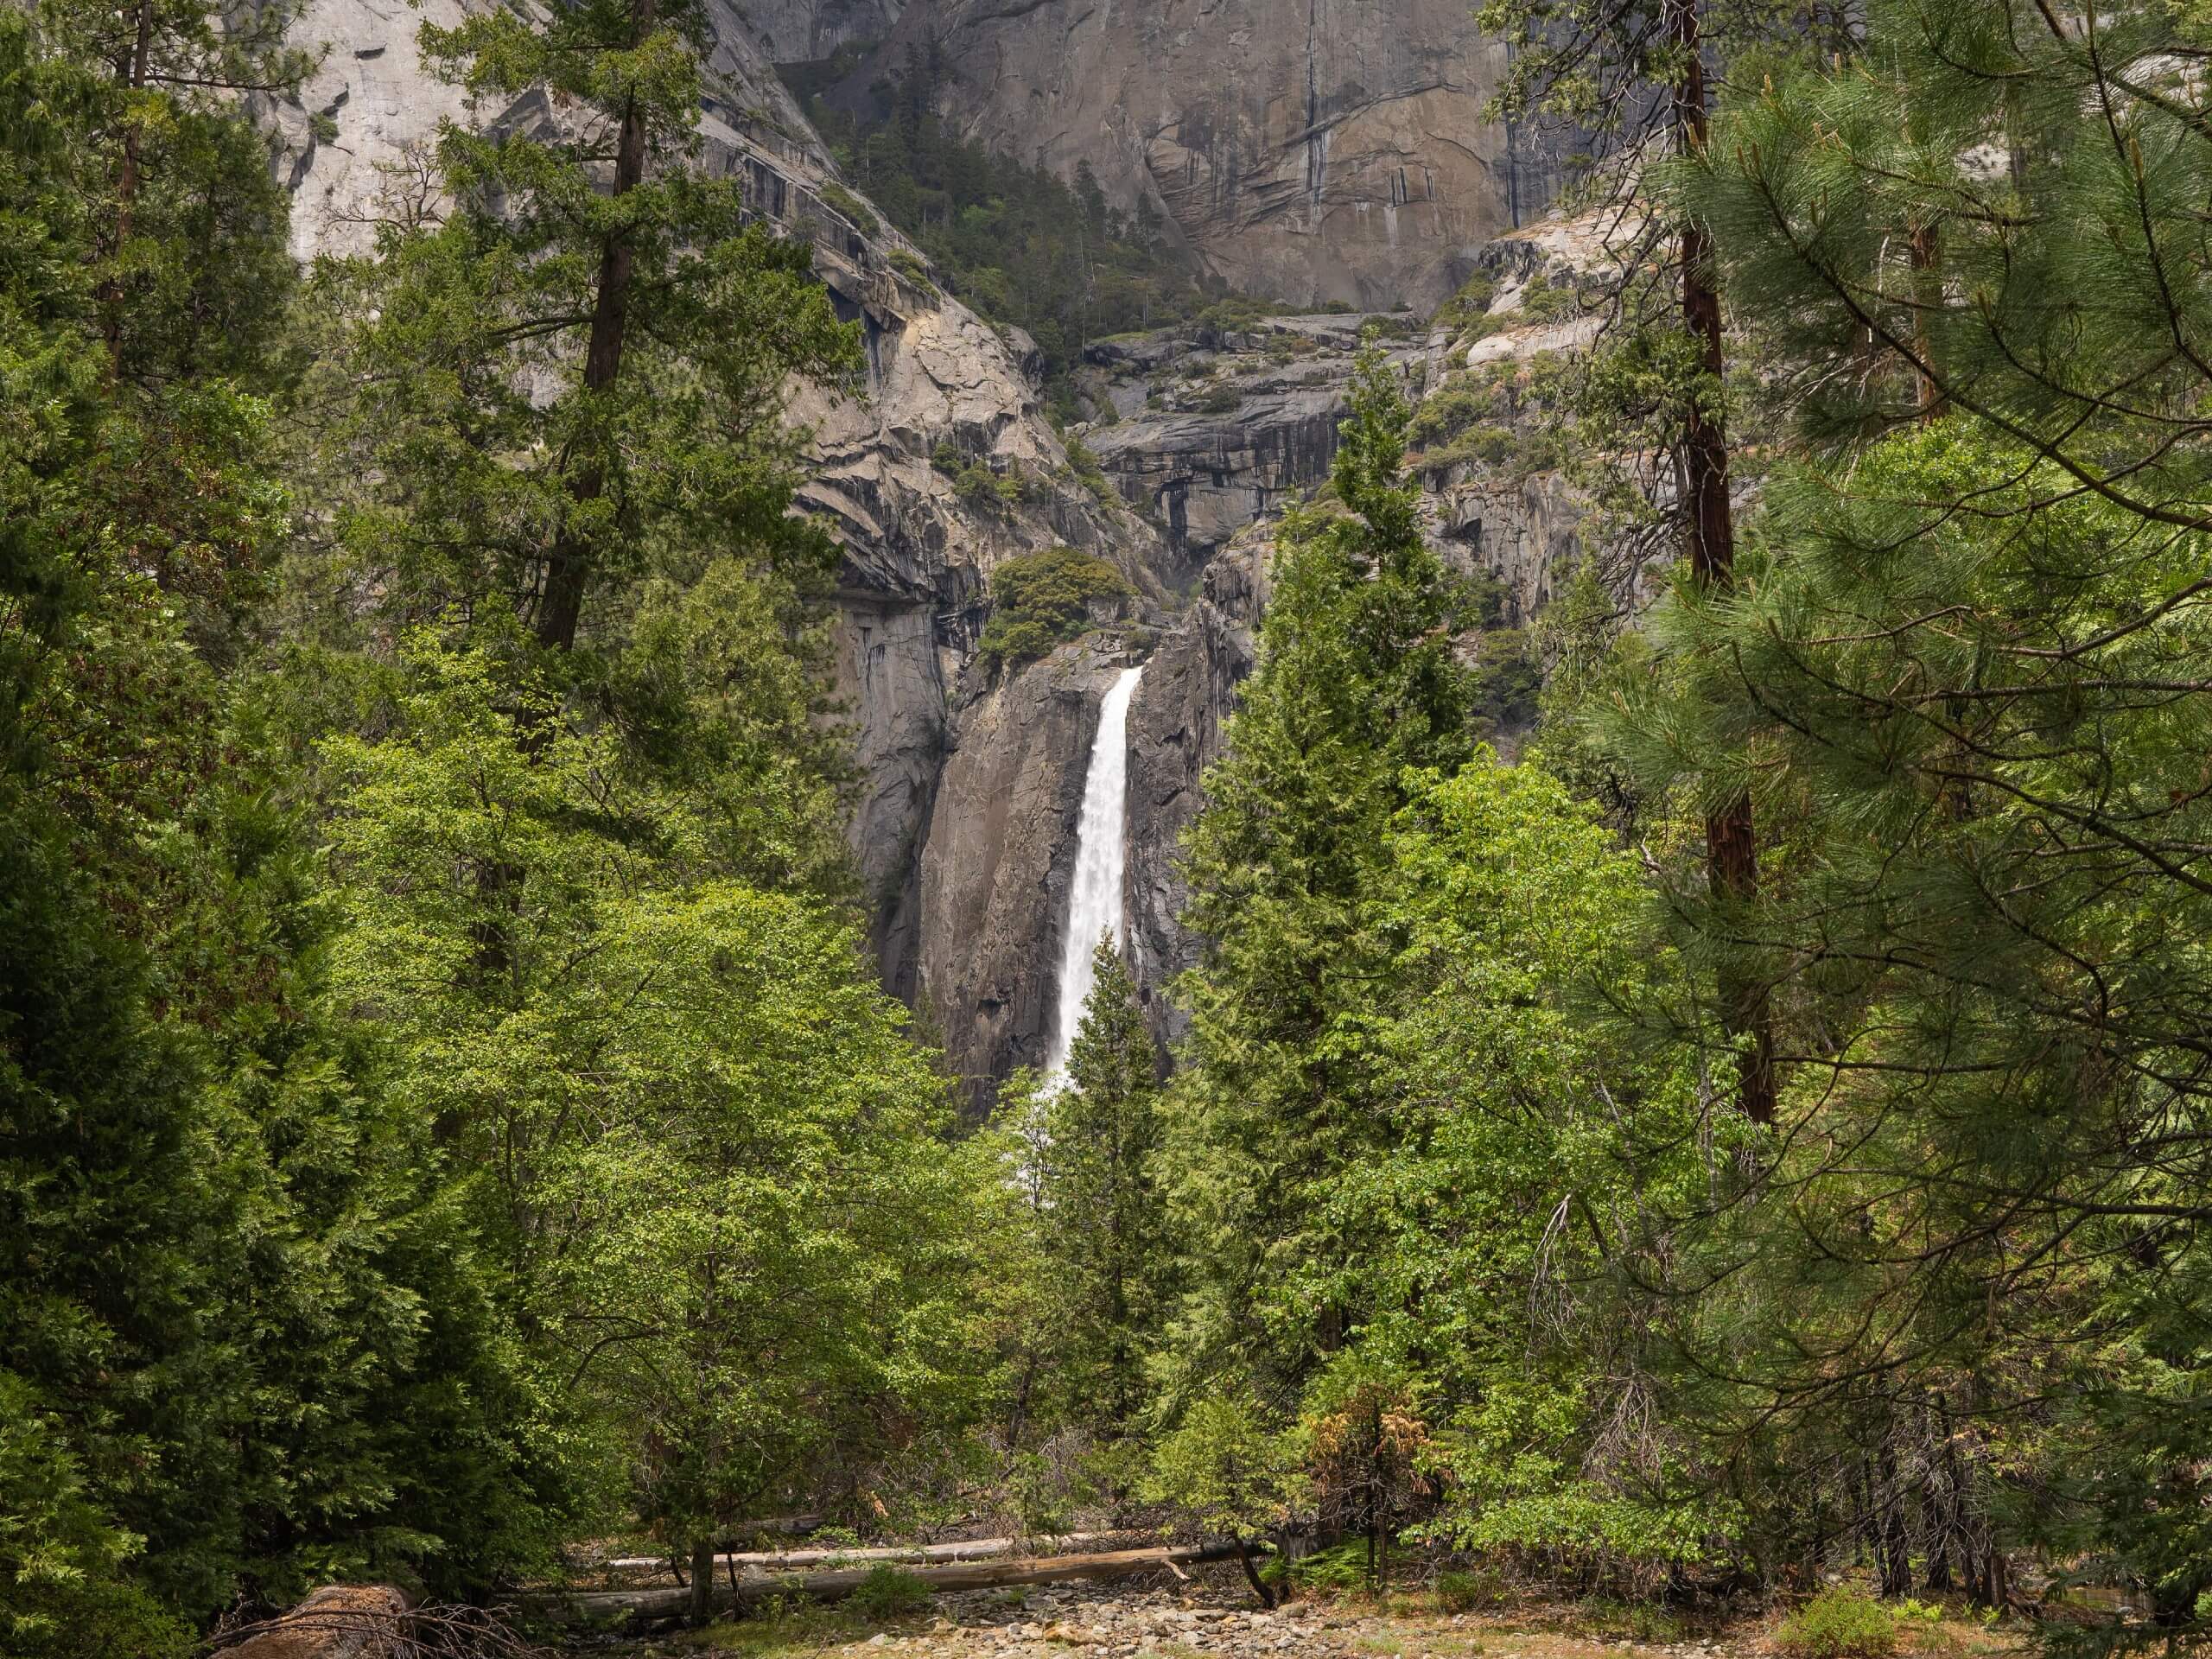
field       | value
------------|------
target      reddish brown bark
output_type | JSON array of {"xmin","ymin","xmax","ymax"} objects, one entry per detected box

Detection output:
[{"xmin": 1671, "ymin": 0, "xmax": 1777, "ymax": 1125}]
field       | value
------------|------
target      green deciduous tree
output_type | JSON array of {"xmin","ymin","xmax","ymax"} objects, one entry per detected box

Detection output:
[{"xmin": 2, "ymin": 8, "xmax": 571, "ymax": 1635}]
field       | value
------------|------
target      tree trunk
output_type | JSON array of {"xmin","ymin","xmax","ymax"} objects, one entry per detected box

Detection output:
[
  {"xmin": 690, "ymin": 1535, "xmax": 715, "ymax": 1627},
  {"xmin": 1669, "ymin": 0, "xmax": 1776, "ymax": 1126},
  {"xmin": 100, "ymin": 0, "xmax": 154, "ymax": 377},
  {"xmin": 225, "ymin": 1586, "xmax": 411, "ymax": 1658},
  {"xmin": 1877, "ymin": 1439, "xmax": 1911, "ymax": 1598},
  {"xmin": 1237, "ymin": 1539, "xmax": 1278, "ymax": 1610},
  {"xmin": 535, "ymin": 0, "xmax": 656, "ymax": 652}
]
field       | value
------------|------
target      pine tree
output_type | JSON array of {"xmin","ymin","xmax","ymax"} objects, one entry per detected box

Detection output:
[
  {"xmin": 1164, "ymin": 353, "xmax": 1477, "ymax": 1407},
  {"xmin": 1033, "ymin": 941, "xmax": 1170, "ymax": 1444},
  {"xmin": 1475, "ymin": 0, "xmax": 1817, "ymax": 1121},
  {"xmin": 1, "ymin": 6, "xmax": 570, "ymax": 1633},
  {"xmin": 295, "ymin": 0, "xmax": 858, "ymax": 671},
  {"xmin": 1593, "ymin": 0, "xmax": 2212, "ymax": 1624}
]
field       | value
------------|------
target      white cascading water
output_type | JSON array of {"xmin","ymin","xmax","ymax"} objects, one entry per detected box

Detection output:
[{"xmin": 1044, "ymin": 664, "xmax": 1146, "ymax": 1084}]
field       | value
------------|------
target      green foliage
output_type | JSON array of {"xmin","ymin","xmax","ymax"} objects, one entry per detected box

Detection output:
[
  {"xmin": 1435, "ymin": 1567, "xmax": 1506, "ymax": 1613},
  {"xmin": 1433, "ymin": 274, "xmax": 1498, "ymax": 336},
  {"xmin": 319, "ymin": 638, "xmax": 991, "ymax": 1552},
  {"xmin": 1145, "ymin": 1395, "xmax": 1306, "ymax": 1543},
  {"xmin": 1405, "ymin": 378, "xmax": 1497, "ymax": 450},
  {"xmin": 1198, "ymin": 296, "xmax": 1289, "ymax": 334},
  {"xmin": 818, "ymin": 180, "xmax": 878, "ymax": 233},
  {"xmin": 1063, "ymin": 435, "xmax": 1119, "ymax": 507},
  {"xmin": 1775, "ymin": 1588, "xmax": 1900, "ymax": 1659},
  {"xmin": 843, "ymin": 1566, "xmax": 933, "ymax": 1622},
  {"xmin": 1019, "ymin": 945, "xmax": 1172, "ymax": 1443},
  {"xmin": 887, "ymin": 247, "xmax": 935, "ymax": 292},
  {"xmin": 975, "ymin": 549, "xmax": 1131, "ymax": 672},
  {"xmin": 1194, "ymin": 385, "xmax": 1245, "ymax": 414},
  {"xmin": 955, "ymin": 463, "xmax": 1006, "ymax": 509},
  {"xmin": 0, "ymin": 1381, "xmax": 191, "ymax": 1659},
  {"xmin": 1163, "ymin": 353, "xmax": 1478, "ymax": 1401},
  {"xmin": 1268, "ymin": 1540, "xmax": 1375, "ymax": 1594}
]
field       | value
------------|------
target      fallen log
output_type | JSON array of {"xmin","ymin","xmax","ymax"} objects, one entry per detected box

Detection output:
[
  {"xmin": 530, "ymin": 1541, "xmax": 1239, "ymax": 1628},
  {"xmin": 218, "ymin": 1586, "xmax": 410, "ymax": 1658},
  {"xmin": 601, "ymin": 1530, "xmax": 1116, "ymax": 1574}
]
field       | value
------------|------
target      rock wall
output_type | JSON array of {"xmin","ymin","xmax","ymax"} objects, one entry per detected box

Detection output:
[
  {"xmin": 741, "ymin": 0, "xmax": 905, "ymax": 61},
  {"xmin": 842, "ymin": 0, "xmax": 1563, "ymax": 312},
  {"xmin": 250, "ymin": 0, "xmax": 1612, "ymax": 1099},
  {"xmin": 1122, "ymin": 588, "xmax": 1256, "ymax": 1052},
  {"xmin": 916, "ymin": 642, "xmax": 1135, "ymax": 1104},
  {"xmin": 788, "ymin": 289, "xmax": 1164, "ymax": 995}
]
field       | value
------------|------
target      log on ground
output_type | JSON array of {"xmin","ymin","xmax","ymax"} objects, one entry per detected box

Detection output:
[
  {"xmin": 531, "ymin": 1542, "xmax": 1239, "ymax": 1627},
  {"xmin": 601, "ymin": 1531, "xmax": 1116, "ymax": 1574},
  {"xmin": 217, "ymin": 1586, "xmax": 411, "ymax": 1658}
]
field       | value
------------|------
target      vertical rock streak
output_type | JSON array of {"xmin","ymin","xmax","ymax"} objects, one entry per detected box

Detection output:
[{"xmin": 1046, "ymin": 664, "xmax": 1146, "ymax": 1080}]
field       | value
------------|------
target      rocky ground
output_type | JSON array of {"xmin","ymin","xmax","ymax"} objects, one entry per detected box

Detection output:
[{"xmin": 585, "ymin": 1563, "xmax": 1908, "ymax": 1659}]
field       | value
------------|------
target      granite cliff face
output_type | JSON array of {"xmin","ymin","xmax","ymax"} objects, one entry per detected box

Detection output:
[
  {"xmin": 916, "ymin": 641, "xmax": 1135, "ymax": 1100},
  {"xmin": 1080, "ymin": 314, "xmax": 1421, "ymax": 573},
  {"xmin": 842, "ymin": 0, "xmax": 1557, "ymax": 312},
  {"xmin": 252, "ymin": 0, "xmax": 1608, "ymax": 1101},
  {"xmin": 258, "ymin": 0, "xmax": 1166, "ymax": 1026}
]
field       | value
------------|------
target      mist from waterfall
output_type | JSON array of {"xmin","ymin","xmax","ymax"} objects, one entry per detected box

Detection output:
[{"xmin": 1044, "ymin": 664, "xmax": 1145, "ymax": 1084}]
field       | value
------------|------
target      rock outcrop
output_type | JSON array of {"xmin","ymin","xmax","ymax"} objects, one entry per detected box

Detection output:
[
  {"xmin": 840, "ymin": 0, "xmax": 1565, "ymax": 311},
  {"xmin": 264, "ymin": 0, "xmax": 829, "ymax": 259},
  {"xmin": 741, "ymin": 0, "xmax": 905, "ymax": 62},
  {"xmin": 1122, "ymin": 590, "xmax": 1256, "ymax": 1050},
  {"xmin": 247, "ymin": 0, "xmax": 1615, "ymax": 1099},
  {"xmin": 1079, "ymin": 314, "xmax": 1425, "ymax": 571},
  {"xmin": 916, "ymin": 641, "xmax": 1137, "ymax": 1103},
  {"xmin": 791, "ymin": 287, "xmax": 1162, "ymax": 995}
]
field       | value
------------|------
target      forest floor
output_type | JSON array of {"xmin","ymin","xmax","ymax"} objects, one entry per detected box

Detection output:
[{"xmin": 583, "ymin": 1566, "xmax": 2030, "ymax": 1659}]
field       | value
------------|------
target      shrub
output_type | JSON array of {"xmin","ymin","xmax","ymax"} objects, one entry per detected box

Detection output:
[
  {"xmin": 818, "ymin": 180, "xmax": 879, "ymax": 234},
  {"xmin": 1064, "ymin": 435, "xmax": 1119, "ymax": 507},
  {"xmin": 1436, "ymin": 274, "xmax": 1504, "ymax": 343},
  {"xmin": 845, "ymin": 1565, "xmax": 931, "ymax": 1622},
  {"xmin": 955, "ymin": 463, "xmax": 1004, "ymax": 509},
  {"xmin": 1775, "ymin": 1586, "xmax": 1900, "ymax": 1659},
  {"xmin": 888, "ymin": 247, "xmax": 936, "ymax": 293},
  {"xmin": 1195, "ymin": 385, "xmax": 1244, "ymax": 414},
  {"xmin": 1265, "ymin": 1539, "xmax": 1372, "ymax": 1594},
  {"xmin": 1436, "ymin": 1566, "xmax": 1507, "ymax": 1613},
  {"xmin": 1361, "ymin": 313, "xmax": 1425, "ymax": 340},
  {"xmin": 975, "ymin": 548, "xmax": 1132, "ymax": 671},
  {"xmin": 1198, "ymin": 296, "xmax": 1282, "ymax": 334},
  {"xmin": 1407, "ymin": 381, "xmax": 1497, "ymax": 450},
  {"xmin": 0, "ymin": 1387, "xmax": 194, "ymax": 1659},
  {"xmin": 1425, "ymin": 423, "xmax": 1518, "ymax": 472},
  {"xmin": 931, "ymin": 441, "xmax": 966, "ymax": 475},
  {"xmin": 1522, "ymin": 272, "xmax": 1580, "ymax": 323}
]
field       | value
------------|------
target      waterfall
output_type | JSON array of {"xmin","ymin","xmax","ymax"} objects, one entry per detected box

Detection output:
[{"xmin": 1044, "ymin": 664, "xmax": 1145, "ymax": 1083}]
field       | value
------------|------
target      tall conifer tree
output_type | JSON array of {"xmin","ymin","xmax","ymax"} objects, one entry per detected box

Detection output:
[{"xmin": 1165, "ymin": 354, "xmax": 1477, "ymax": 1408}]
